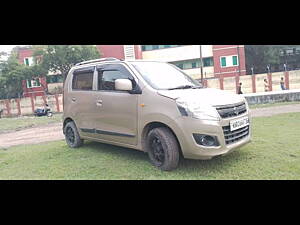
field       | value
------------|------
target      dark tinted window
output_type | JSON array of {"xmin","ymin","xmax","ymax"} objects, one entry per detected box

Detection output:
[{"xmin": 72, "ymin": 72, "xmax": 94, "ymax": 90}]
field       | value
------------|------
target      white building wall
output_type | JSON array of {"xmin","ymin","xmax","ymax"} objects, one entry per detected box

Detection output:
[
  {"xmin": 142, "ymin": 45, "xmax": 213, "ymax": 62},
  {"xmin": 184, "ymin": 66, "xmax": 214, "ymax": 79},
  {"xmin": 141, "ymin": 45, "xmax": 214, "ymax": 79}
]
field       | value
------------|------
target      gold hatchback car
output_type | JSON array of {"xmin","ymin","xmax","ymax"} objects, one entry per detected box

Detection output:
[{"xmin": 63, "ymin": 58, "xmax": 251, "ymax": 171}]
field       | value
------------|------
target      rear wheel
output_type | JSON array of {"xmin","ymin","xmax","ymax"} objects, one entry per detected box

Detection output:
[
  {"xmin": 64, "ymin": 121, "xmax": 83, "ymax": 148},
  {"xmin": 146, "ymin": 127, "xmax": 180, "ymax": 171}
]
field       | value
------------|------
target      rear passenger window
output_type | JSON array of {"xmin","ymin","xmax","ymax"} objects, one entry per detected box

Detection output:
[{"xmin": 72, "ymin": 71, "xmax": 94, "ymax": 91}]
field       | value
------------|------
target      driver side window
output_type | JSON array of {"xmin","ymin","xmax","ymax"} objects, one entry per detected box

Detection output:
[{"xmin": 98, "ymin": 65, "xmax": 135, "ymax": 91}]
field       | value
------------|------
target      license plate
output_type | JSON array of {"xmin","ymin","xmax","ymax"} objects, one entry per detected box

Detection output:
[{"xmin": 230, "ymin": 116, "xmax": 249, "ymax": 131}]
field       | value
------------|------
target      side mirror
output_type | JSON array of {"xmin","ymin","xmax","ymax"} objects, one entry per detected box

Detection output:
[{"xmin": 115, "ymin": 79, "xmax": 133, "ymax": 91}]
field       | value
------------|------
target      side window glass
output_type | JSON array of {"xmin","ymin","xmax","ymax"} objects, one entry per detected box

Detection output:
[
  {"xmin": 98, "ymin": 65, "xmax": 135, "ymax": 91},
  {"xmin": 72, "ymin": 72, "xmax": 94, "ymax": 91}
]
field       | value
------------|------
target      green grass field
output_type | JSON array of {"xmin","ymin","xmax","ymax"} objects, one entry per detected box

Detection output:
[
  {"xmin": 249, "ymin": 101, "xmax": 300, "ymax": 109},
  {"xmin": 0, "ymin": 114, "xmax": 62, "ymax": 133},
  {"xmin": 1, "ymin": 112, "xmax": 300, "ymax": 180}
]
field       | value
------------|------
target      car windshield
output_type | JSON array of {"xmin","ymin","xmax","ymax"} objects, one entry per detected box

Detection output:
[{"xmin": 130, "ymin": 61, "xmax": 202, "ymax": 90}]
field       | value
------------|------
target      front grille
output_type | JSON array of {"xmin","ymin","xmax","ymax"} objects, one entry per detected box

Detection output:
[
  {"xmin": 216, "ymin": 103, "xmax": 247, "ymax": 119},
  {"xmin": 222, "ymin": 125, "xmax": 249, "ymax": 145}
]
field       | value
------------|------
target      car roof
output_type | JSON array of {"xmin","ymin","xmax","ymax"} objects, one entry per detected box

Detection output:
[{"xmin": 72, "ymin": 58, "xmax": 165, "ymax": 70}]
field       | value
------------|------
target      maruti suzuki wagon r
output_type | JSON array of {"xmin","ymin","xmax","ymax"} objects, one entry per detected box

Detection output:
[{"xmin": 63, "ymin": 57, "xmax": 251, "ymax": 171}]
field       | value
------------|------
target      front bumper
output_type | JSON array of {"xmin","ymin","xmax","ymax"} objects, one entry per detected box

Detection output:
[{"xmin": 175, "ymin": 113, "xmax": 252, "ymax": 160}]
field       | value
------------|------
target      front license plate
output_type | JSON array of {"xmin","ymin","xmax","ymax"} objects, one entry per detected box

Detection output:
[{"xmin": 230, "ymin": 116, "xmax": 249, "ymax": 131}]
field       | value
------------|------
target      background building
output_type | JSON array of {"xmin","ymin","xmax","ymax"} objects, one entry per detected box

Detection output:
[
  {"xmin": 17, "ymin": 47, "xmax": 47, "ymax": 97},
  {"xmin": 97, "ymin": 45, "xmax": 246, "ymax": 79},
  {"xmin": 18, "ymin": 45, "xmax": 247, "ymax": 97},
  {"xmin": 17, "ymin": 47, "xmax": 63, "ymax": 97}
]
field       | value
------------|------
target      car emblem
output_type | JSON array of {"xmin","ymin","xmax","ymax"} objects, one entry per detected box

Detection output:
[{"xmin": 234, "ymin": 107, "xmax": 239, "ymax": 115}]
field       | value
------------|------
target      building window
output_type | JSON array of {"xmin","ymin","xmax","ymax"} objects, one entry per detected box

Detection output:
[
  {"xmin": 46, "ymin": 75, "xmax": 63, "ymax": 84},
  {"xmin": 25, "ymin": 58, "xmax": 30, "ymax": 66},
  {"xmin": 141, "ymin": 45, "xmax": 183, "ymax": 51},
  {"xmin": 177, "ymin": 64, "xmax": 184, "ymax": 69},
  {"xmin": 152, "ymin": 45, "xmax": 159, "ymax": 50},
  {"xmin": 220, "ymin": 55, "xmax": 239, "ymax": 67},
  {"xmin": 24, "ymin": 57, "xmax": 34, "ymax": 66},
  {"xmin": 232, "ymin": 56, "xmax": 238, "ymax": 66},
  {"xmin": 26, "ymin": 78, "xmax": 41, "ymax": 88},
  {"xmin": 203, "ymin": 57, "xmax": 214, "ymax": 67},
  {"xmin": 221, "ymin": 57, "xmax": 227, "ymax": 67},
  {"xmin": 170, "ymin": 57, "xmax": 214, "ymax": 70}
]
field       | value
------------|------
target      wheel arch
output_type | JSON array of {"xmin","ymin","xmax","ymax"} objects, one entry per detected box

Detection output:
[
  {"xmin": 141, "ymin": 121, "xmax": 183, "ymax": 157},
  {"xmin": 63, "ymin": 117, "xmax": 76, "ymax": 134}
]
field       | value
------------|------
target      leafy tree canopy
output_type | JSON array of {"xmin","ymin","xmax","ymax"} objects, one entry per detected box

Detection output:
[
  {"xmin": 245, "ymin": 45, "xmax": 281, "ymax": 74},
  {"xmin": 245, "ymin": 45, "xmax": 300, "ymax": 74},
  {"xmin": 33, "ymin": 45, "xmax": 101, "ymax": 80}
]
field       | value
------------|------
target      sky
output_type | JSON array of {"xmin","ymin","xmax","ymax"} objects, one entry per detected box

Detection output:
[{"xmin": 0, "ymin": 45, "xmax": 27, "ymax": 60}]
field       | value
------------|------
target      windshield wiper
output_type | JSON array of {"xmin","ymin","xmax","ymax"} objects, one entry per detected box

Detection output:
[{"xmin": 167, "ymin": 85, "xmax": 195, "ymax": 90}]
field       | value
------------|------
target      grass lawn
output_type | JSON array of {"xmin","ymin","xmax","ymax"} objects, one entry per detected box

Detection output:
[
  {"xmin": 1, "ymin": 112, "xmax": 300, "ymax": 180},
  {"xmin": 0, "ymin": 114, "xmax": 62, "ymax": 133},
  {"xmin": 249, "ymin": 101, "xmax": 300, "ymax": 109}
]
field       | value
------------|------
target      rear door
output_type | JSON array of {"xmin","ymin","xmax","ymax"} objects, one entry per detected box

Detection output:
[
  {"xmin": 93, "ymin": 63, "xmax": 139, "ymax": 146},
  {"xmin": 67, "ymin": 66, "xmax": 99, "ymax": 138}
]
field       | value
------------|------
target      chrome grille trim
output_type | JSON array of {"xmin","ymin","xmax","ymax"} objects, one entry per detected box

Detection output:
[
  {"xmin": 216, "ymin": 102, "xmax": 247, "ymax": 119},
  {"xmin": 222, "ymin": 125, "xmax": 249, "ymax": 145}
]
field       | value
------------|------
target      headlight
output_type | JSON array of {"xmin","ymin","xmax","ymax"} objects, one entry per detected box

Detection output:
[{"xmin": 176, "ymin": 99, "xmax": 220, "ymax": 121}]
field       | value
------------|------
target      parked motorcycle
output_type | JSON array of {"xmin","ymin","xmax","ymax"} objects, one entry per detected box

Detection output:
[{"xmin": 34, "ymin": 104, "xmax": 53, "ymax": 117}]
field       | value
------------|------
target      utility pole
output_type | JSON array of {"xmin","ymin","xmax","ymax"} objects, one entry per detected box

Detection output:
[
  {"xmin": 237, "ymin": 45, "xmax": 241, "ymax": 76},
  {"xmin": 199, "ymin": 45, "xmax": 204, "ymax": 84}
]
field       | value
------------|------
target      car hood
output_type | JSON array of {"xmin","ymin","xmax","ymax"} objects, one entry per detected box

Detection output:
[{"xmin": 157, "ymin": 88, "xmax": 245, "ymax": 106}]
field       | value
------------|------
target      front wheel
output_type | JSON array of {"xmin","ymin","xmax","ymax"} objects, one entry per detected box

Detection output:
[
  {"xmin": 64, "ymin": 121, "xmax": 83, "ymax": 148},
  {"xmin": 146, "ymin": 127, "xmax": 180, "ymax": 171}
]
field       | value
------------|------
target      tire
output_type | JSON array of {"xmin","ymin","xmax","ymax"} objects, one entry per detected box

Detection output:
[
  {"xmin": 64, "ymin": 121, "xmax": 83, "ymax": 148},
  {"xmin": 146, "ymin": 127, "xmax": 180, "ymax": 171}
]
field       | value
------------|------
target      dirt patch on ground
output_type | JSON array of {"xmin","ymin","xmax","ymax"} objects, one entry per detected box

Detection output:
[
  {"xmin": 1, "ymin": 104, "xmax": 300, "ymax": 149},
  {"xmin": 0, "ymin": 123, "xmax": 64, "ymax": 149},
  {"xmin": 250, "ymin": 104, "xmax": 300, "ymax": 117}
]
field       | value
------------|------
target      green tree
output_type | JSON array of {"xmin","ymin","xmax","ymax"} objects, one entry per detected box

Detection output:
[
  {"xmin": 0, "ymin": 53, "xmax": 31, "ymax": 99},
  {"xmin": 245, "ymin": 45, "xmax": 282, "ymax": 74},
  {"xmin": 34, "ymin": 45, "xmax": 101, "ymax": 82}
]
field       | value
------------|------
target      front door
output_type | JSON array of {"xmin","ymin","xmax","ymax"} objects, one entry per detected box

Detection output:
[{"xmin": 93, "ymin": 63, "xmax": 139, "ymax": 146}]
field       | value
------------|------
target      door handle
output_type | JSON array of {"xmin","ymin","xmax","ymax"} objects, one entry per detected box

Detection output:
[
  {"xmin": 96, "ymin": 99, "xmax": 103, "ymax": 106},
  {"xmin": 71, "ymin": 97, "xmax": 76, "ymax": 102}
]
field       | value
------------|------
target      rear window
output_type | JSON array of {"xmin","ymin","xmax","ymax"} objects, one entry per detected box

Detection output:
[{"xmin": 72, "ymin": 72, "xmax": 94, "ymax": 91}]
